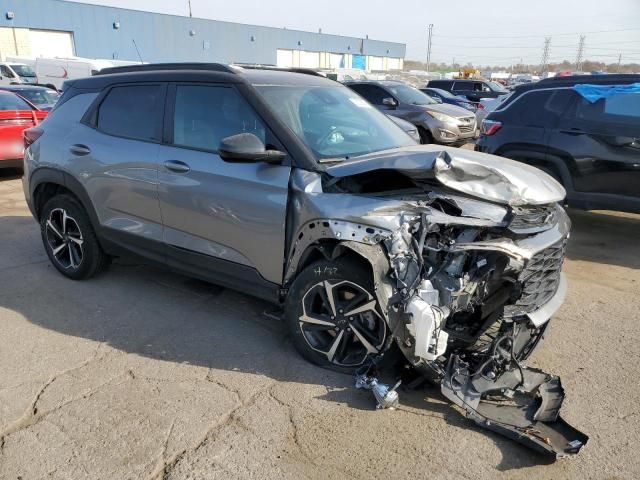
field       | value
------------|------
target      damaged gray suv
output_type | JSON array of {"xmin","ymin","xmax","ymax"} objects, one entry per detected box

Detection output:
[{"xmin": 22, "ymin": 64, "xmax": 587, "ymax": 458}]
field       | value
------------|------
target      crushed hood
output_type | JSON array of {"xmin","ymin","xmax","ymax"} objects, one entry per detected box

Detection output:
[{"xmin": 324, "ymin": 145, "xmax": 566, "ymax": 207}]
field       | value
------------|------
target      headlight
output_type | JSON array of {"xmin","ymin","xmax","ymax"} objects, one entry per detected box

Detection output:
[{"xmin": 426, "ymin": 110, "xmax": 453, "ymax": 122}]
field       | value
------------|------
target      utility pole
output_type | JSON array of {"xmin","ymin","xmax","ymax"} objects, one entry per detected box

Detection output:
[
  {"xmin": 188, "ymin": 0, "xmax": 193, "ymax": 17},
  {"xmin": 426, "ymin": 24, "xmax": 433, "ymax": 73},
  {"xmin": 575, "ymin": 35, "xmax": 586, "ymax": 72},
  {"xmin": 617, "ymin": 53, "xmax": 622, "ymax": 72},
  {"xmin": 540, "ymin": 37, "xmax": 551, "ymax": 75}
]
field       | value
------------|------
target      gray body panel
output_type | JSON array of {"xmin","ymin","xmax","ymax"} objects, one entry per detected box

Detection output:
[{"xmin": 157, "ymin": 145, "xmax": 290, "ymax": 284}]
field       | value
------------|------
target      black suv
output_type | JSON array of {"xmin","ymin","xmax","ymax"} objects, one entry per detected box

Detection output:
[
  {"xmin": 427, "ymin": 79, "xmax": 509, "ymax": 103},
  {"xmin": 476, "ymin": 74, "xmax": 640, "ymax": 214}
]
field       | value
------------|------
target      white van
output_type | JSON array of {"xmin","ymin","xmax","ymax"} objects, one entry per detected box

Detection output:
[
  {"xmin": 0, "ymin": 62, "xmax": 39, "ymax": 86},
  {"xmin": 5, "ymin": 57, "xmax": 142, "ymax": 90}
]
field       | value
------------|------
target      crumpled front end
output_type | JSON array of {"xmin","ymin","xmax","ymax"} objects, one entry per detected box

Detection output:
[{"xmin": 285, "ymin": 146, "xmax": 587, "ymax": 458}]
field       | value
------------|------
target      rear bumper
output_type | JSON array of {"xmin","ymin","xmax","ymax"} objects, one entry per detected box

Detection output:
[{"xmin": 0, "ymin": 158, "xmax": 23, "ymax": 169}]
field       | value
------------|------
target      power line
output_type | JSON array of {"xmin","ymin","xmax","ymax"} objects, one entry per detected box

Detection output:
[{"xmin": 433, "ymin": 27, "xmax": 640, "ymax": 39}]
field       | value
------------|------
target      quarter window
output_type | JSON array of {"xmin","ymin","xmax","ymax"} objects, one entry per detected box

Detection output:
[
  {"xmin": 172, "ymin": 85, "xmax": 266, "ymax": 151},
  {"xmin": 97, "ymin": 85, "xmax": 163, "ymax": 141}
]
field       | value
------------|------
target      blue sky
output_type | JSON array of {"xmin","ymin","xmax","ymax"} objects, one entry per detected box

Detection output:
[{"xmin": 66, "ymin": 0, "xmax": 640, "ymax": 65}]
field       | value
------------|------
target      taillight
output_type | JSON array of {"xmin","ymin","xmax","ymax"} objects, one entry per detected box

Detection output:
[
  {"xmin": 480, "ymin": 119, "xmax": 502, "ymax": 136},
  {"xmin": 24, "ymin": 127, "xmax": 44, "ymax": 148}
]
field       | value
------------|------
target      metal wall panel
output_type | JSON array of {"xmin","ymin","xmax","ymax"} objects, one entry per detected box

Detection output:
[{"xmin": 0, "ymin": 0, "xmax": 406, "ymax": 64}]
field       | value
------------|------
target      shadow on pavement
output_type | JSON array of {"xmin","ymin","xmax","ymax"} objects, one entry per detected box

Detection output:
[
  {"xmin": 0, "ymin": 213, "xmax": 581, "ymax": 471},
  {"xmin": 566, "ymin": 208, "xmax": 640, "ymax": 269},
  {"xmin": 0, "ymin": 168, "xmax": 23, "ymax": 181}
]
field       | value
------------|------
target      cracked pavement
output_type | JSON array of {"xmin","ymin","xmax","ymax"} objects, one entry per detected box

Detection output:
[{"xmin": 1, "ymin": 169, "xmax": 640, "ymax": 479}]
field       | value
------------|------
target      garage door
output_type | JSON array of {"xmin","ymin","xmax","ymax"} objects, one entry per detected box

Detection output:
[
  {"xmin": 277, "ymin": 49, "xmax": 293, "ymax": 68},
  {"xmin": 29, "ymin": 30, "xmax": 75, "ymax": 58},
  {"xmin": 299, "ymin": 51, "xmax": 320, "ymax": 69},
  {"xmin": 368, "ymin": 56, "xmax": 383, "ymax": 71}
]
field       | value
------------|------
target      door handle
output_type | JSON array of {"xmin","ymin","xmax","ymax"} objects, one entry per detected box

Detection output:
[
  {"xmin": 164, "ymin": 160, "xmax": 191, "ymax": 173},
  {"xmin": 70, "ymin": 144, "xmax": 91, "ymax": 156}
]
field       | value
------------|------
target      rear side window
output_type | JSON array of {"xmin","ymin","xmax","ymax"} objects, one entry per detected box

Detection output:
[
  {"xmin": 348, "ymin": 84, "xmax": 389, "ymax": 105},
  {"xmin": 501, "ymin": 90, "xmax": 573, "ymax": 128},
  {"xmin": 172, "ymin": 85, "xmax": 266, "ymax": 151},
  {"xmin": 97, "ymin": 85, "xmax": 163, "ymax": 141},
  {"xmin": 575, "ymin": 92, "xmax": 640, "ymax": 126},
  {"xmin": 452, "ymin": 82, "xmax": 470, "ymax": 91}
]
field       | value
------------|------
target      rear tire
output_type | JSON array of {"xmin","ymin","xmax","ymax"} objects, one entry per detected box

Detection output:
[
  {"xmin": 285, "ymin": 258, "xmax": 388, "ymax": 373},
  {"xmin": 40, "ymin": 194, "xmax": 109, "ymax": 280}
]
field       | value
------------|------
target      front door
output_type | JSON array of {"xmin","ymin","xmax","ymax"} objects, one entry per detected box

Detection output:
[{"xmin": 157, "ymin": 83, "xmax": 291, "ymax": 288}]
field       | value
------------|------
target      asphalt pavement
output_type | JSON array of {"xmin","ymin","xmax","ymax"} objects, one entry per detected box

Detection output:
[{"xmin": 1, "ymin": 168, "xmax": 639, "ymax": 479}]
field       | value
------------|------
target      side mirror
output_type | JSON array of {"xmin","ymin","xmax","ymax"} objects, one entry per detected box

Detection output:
[
  {"xmin": 382, "ymin": 97, "xmax": 397, "ymax": 108},
  {"xmin": 434, "ymin": 97, "xmax": 443, "ymax": 103},
  {"xmin": 218, "ymin": 133, "xmax": 285, "ymax": 164}
]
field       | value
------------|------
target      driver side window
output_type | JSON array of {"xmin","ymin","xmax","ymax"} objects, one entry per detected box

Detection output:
[{"xmin": 172, "ymin": 85, "xmax": 266, "ymax": 152}]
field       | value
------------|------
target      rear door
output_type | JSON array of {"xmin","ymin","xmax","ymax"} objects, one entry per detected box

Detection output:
[
  {"xmin": 157, "ymin": 82, "xmax": 291, "ymax": 287},
  {"xmin": 551, "ymin": 88, "xmax": 640, "ymax": 199},
  {"xmin": 71, "ymin": 83, "xmax": 166, "ymax": 261}
]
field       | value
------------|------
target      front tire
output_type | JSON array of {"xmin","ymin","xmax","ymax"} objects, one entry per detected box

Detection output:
[
  {"xmin": 40, "ymin": 194, "xmax": 109, "ymax": 280},
  {"xmin": 418, "ymin": 127, "xmax": 434, "ymax": 144},
  {"xmin": 285, "ymin": 258, "xmax": 388, "ymax": 373}
]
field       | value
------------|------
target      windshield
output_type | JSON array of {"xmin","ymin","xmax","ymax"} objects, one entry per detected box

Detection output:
[
  {"xmin": 9, "ymin": 65, "xmax": 36, "ymax": 77},
  {"xmin": 386, "ymin": 84, "xmax": 438, "ymax": 105},
  {"xmin": 18, "ymin": 89, "xmax": 60, "ymax": 106},
  {"xmin": 256, "ymin": 85, "xmax": 415, "ymax": 161},
  {"xmin": 488, "ymin": 81, "xmax": 508, "ymax": 93},
  {"xmin": 430, "ymin": 88, "xmax": 456, "ymax": 99}
]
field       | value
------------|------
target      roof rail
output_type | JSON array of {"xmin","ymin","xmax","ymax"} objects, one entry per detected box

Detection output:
[
  {"xmin": 231, "ymin": 64, "xmax": 326, "ymax": 78},
  {"xmin": 95, "ymin": 63, "xmax": 237, "ymax": 76}
]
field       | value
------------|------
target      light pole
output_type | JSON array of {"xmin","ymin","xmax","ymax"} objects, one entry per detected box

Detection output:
[{"xmin": 426, "ymin": 24, "xmax": 433, "ymax": 73}]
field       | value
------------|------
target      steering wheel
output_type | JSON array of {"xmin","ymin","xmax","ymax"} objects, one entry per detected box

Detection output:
[{"xmin": 315, "ymin": 127, "xmax": 345, "ymax": 148}]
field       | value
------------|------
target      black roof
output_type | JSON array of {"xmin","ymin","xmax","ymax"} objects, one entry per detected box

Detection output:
[
  {"xmin": 513, "ymin": 74, "xmax": 640, "ymax": 95},
  {"xmin": 72, "ymin": 63, "xmax": 336, "ymax": 90}
]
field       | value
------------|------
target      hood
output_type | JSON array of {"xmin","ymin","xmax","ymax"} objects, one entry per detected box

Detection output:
[
  {"xmin": 424, "ymin": 102, "xmax": 474, "ymax": 118},
  {"xmin": 324, "ymin": 145, "xmax": 566, "ymax": 206}
]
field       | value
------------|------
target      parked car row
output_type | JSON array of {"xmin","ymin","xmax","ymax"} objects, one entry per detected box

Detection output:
[
  {"xmin": 345, "ymin": 80, "xmax": 478, "ymax": 145},
  {"xmin": 476, "ymin": 74, "xmax": 640, "ymax": 214},
  {"xmin": 0, "ymin": 90, "xmax": 48, "ymax": 169}
]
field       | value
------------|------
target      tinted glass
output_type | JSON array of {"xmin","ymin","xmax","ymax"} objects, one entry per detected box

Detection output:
[
  {"xmin": 0, "ymin": 66, "xmax": 14, "ymax": 78},
  {"xmin": 97, "ymin": 85, "xmax": 162, "ymax": 141},
  {"xmin": 575, "ymin": 92, "xmax": 640, "ymax": 127},
  {"xmin": 257, "ymin": 85, "xmax": 414, "ymax": 161},
  {"xmin": 386, "ymin": 84, "xmax": 437, "ymax": 105},
  {"xmin": 10, "ymin": 65, "xmax": 36, "ymax": 77},
  {"xmin": 429, "ymin": 88, "xmax": 456, "ymax": 99},
  {"xmin": 18, "ymin": 89, "xmax": 60, "ymax": 106},
  {"xmin": 502, "ymin": 90, "xmax": 560, "ymax": 127},
  {"xmin": 348, "ymin": 84, "xmax": 388, "ymax": 105},
  {"xmin": 173, "ymin": 85, "xmax": 266, "ymax": 151},
  {"xmin": 452, "ymin": 82, "xmax": 469, "ymax": 91},
  {"xmin": 0, "ymin": 93, "xmax": 31, "ymax": 110}
]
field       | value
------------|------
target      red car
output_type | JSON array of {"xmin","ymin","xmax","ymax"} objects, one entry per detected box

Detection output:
[{"xmin": 0, "ymin": 91, "xmax": 48, "ymax": 170}]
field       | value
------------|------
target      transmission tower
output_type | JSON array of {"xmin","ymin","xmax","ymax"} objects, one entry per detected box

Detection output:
[
  {"xmin": 575, "ymin": 35, "xmax": 586, "ymax": 71},
  {"xmin": 540, "ymin": 37, "xmax": 551, "ymax": 75},
  {"xmin": 426, "ymin": 24, "xmax": 434, "ymax": 73}
]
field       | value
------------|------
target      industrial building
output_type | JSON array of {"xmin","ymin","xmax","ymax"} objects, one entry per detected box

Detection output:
[{"xmin": 0, "ymin": 0, "xmax": 406, "ymax": 71}]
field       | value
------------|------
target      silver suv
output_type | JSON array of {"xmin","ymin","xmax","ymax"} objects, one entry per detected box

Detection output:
[
  {"xmin": 346, "ymin": 80, "xmax": 477, "ymax": 145},
  {"xmin": 22, "ymin": 63, "xmax": 586, "ymax": 457}
]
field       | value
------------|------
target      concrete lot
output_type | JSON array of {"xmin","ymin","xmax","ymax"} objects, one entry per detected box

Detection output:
[{"xmin": 1, "ymin": 167, "xmax": 639, "ymax": 480}]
